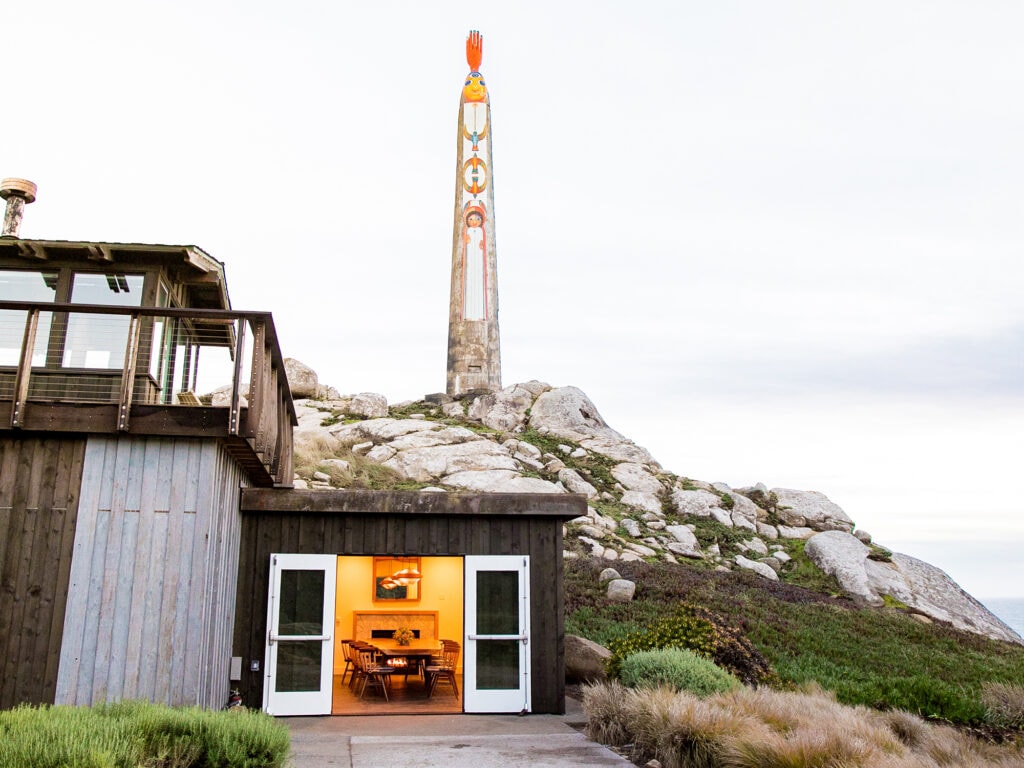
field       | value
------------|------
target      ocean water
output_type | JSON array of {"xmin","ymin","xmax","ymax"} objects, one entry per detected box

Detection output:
[{"xmin": 982, "ymin": 597, "xmax": 1024, "ymax": 640}]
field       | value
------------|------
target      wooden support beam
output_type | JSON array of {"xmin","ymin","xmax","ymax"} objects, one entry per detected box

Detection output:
[
  {"xmin": 177, "ymin": 273, "xmax": 222, "ymax": 284},
  {"xmin": 117, "ymin": 314, "xmax": 141, "ymax": 431},
  {"xmin": 10, "ymin": 309, "xmax": 39, "ymax": 427},
  {"xmin": 228, "ymin": 319, "xmax": 246, "ymax": 435},
  {"xmin": 245, "ymin": 319, "xmax": 266, "ymax": 441},
  {"xmin": 85, "ymin": 244, "xmax": 113, "ymax": 261},
  {"xmin": 240, "ymin": 488, "xmax": 587, "ymax": 518},
  {"xmin": 15, "ymin": 241, "xmax": 47, "ymax": 260}
]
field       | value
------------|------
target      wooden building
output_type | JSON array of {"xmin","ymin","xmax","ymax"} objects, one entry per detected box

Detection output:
[
  {"xmin": 0, "ymin": 237, "xmax": 294, "ymax": 712},
  {"xmin": 0, "ymin": 232, "xmax": 583, "ymax": 716}
]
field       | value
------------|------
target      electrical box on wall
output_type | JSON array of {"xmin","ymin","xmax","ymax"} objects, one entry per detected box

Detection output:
[
  {"xmin": 230, "ymin": 656, "xmax": 242, "ymax": 680},
  {"xmin": 250, "ymin": 659, "xmax": 260, "ymax": 672}
]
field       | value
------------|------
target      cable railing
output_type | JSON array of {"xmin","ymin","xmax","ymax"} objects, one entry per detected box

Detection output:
[{"xmin": 0, "ymin": 301, "xmax": 296, "ymax": 486}]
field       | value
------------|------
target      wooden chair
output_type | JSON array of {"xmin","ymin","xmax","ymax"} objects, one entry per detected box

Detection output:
[
  {"xmin": 347, "ymin": 641, "xmax": 374, "ymax": 689},
  {"xmin": 425, "ymin": 640, "xmax": 460, "ymax": 698},
  {"xmin": 357, "ymin": 648, "xmax": 395, "ymax": 701},
  {"xmin": 338, "ymin": 639, "xmax": 356, "ymax": 684}
]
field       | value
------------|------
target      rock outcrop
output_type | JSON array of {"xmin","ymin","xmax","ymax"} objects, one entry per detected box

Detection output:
[
  {"xmin": 564, "ymin": 635, "xmax": 612, "ymax": 683},
  {"xmin": 806, "ymin": 530, "xmax": 1020, "ymax": 644},
  {"xmin": 284, "ymin": 358, "xmax": 320, "ymax": 399},
  {"xmin": 286, "ymin": 364, "xmax": 1022, "ymax": 647}
]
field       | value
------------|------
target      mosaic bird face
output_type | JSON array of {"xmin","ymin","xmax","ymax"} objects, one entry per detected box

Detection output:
[{"xmin": 463, "ymin": 72, "xmax": 488, "ymax": 103}]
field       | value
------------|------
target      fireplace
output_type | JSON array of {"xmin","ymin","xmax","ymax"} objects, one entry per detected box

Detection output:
[{"xmin": 352, "ymin": 611, "xmax": 439, "ymax": 642}]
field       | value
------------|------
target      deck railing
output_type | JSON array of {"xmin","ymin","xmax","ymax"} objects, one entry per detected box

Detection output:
[{"xmin": 0, "ymin": 301, "xmax": 296, "ymax": 486}]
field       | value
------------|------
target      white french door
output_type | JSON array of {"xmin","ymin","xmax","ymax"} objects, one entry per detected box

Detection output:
[
  {"xmin": 263, "ymin": 554, "xmax": 336, "ymax": 716},
  {"xmin": 463, "ymin": 555, "xmax": 531, "ymax": 713}
]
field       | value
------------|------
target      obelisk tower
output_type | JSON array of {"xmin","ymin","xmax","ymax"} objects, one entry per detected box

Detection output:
[{"xmin": 446, "ymin": 30, "xmax": 501, "ymax": 396}]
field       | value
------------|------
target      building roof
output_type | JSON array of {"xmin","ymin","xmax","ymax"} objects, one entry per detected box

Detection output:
[{"xmin": 0, "ymin": 238, "xmax": 231, "ymax": 311}]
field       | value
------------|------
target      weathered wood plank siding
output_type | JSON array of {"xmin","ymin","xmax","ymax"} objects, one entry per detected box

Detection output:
[
  {"xmin": 55, "ymin": 436, "xmax": 246, "ymax": 709},
  {"xmin": 234, "ymin": 490, "xmax": 580, "ymax": 714},
  {"xmin": 0, "ymin": 437, "xmax": 86, "ymax": 709}
]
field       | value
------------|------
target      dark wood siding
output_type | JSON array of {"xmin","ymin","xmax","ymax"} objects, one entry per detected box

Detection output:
[
  {"xmin": 55, "ymin": 436, "xmax": 246, "ymax": 709},
  {"xmin": 0, "ymin": 436, "xmax": 86, "ymax": 709},
  {"xmin": 234, "ymin": 490, "xmax": 581, "ymax": 714}
]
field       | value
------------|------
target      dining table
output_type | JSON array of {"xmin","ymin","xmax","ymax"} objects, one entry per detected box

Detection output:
[{"xmin": 371, "ymin": 641, "xmax": 441, "ymax": 680}]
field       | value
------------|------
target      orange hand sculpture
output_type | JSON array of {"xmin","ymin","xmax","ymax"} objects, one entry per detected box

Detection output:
[{"xmin": 466, "ymin": 30, "xmax": 483, "ymax": 72}]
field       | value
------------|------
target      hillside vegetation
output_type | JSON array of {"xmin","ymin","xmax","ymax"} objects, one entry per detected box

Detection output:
[
  {"xmin": 290, "ymin": 385, "xmax": 1024, "ymax": 761},
  {"xmin": 566, "ymin": 556, "xmax": 1024, "ymax": 726}
]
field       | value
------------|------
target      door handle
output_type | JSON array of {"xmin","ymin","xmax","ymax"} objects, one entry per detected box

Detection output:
[{"xmin": 269, "ymin": 633, "xmax": 332, "ymax": 645}]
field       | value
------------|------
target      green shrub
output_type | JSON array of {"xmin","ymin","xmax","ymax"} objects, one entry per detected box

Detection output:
[
  {"xmin": 620, "ymin": 648, "xmax": 740, "ymax": 697},
  {"xmin": 0, "ymin": 701, "xmax": 290, "ymax": 768},
  {"xmin": 606, "ymin": 603, "xmax": 775, "ymax": 687},
  {"xmin": 607, "ymin": 606, "xmax": 717, "ymax": 679},
  {"xmin": 689, "ymin": 518, "xmax": 750, "ymax": 557}
]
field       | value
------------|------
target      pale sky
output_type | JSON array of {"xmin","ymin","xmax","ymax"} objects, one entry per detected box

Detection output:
[{"xmin": 6, "ymin": 2, "xmax": 1023, "ymax": 598}]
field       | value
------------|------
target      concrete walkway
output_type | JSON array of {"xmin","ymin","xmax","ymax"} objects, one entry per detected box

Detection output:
[{"xmin": 285, "ymin": 697, "xmax": 634, "ymax": 767}]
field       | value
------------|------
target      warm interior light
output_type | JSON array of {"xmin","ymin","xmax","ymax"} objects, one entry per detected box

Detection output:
[
  {"xmin": 379, "ymin": 577, "xmax": 398, "ymax": 590},
  {"xmin": 393, "ymin": 567, "xmax": 422, "ymax": 584}
]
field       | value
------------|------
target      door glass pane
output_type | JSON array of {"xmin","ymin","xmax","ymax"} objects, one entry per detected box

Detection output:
[
  {"xmin": 275, "ymin": 641, "xmax": 323, "ymax": 692},
  {"xmin": 476, "ymin": 571, "xmax": 518, "ymax": 634},
  {"xmin": 63, "ymin": 273, "xmax": 144, "ymax": 368},
  {"xmin": 476, "ymin": 640, "xmax": 520, "ymax": 689},
  {"xmin": 278, "ymin": 569, "xmax": 325, "ymax": 634}
]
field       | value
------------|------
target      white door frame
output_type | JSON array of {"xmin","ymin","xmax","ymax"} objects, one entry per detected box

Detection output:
[
  {"xmin": 263, "ymin": 553, "xmax": 336, "ymax": 716},
  {"xmin": 463, "ymin": 555, "xmax": 531, "ymax": 713}
]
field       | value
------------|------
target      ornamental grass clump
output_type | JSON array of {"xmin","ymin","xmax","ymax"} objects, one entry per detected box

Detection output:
[
  {"xmin": 582, "ymin": 681, "xmax": 1024, "ymax": 768},
  {"xmin": 982, "ymin": 681, "xmax": 1024, "ymax": 729},
  {"xmin": 0, "ymin": 700, "xmax": 291, "ymax": 768},
  {"xmin": 619, "ymin": 648, "xmax": 740, "ymax": 697}
]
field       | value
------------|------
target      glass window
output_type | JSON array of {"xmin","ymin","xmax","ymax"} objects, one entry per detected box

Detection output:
[
  {"xmin": 0, "ymin": 269, "xmax": 58, "ymax": 366},
  {"xmin": 63, "ymin": 273, "xmax": 144, "ymax": 369}
]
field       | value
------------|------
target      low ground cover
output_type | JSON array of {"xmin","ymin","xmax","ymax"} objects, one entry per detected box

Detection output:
[
  {"xmin": 0, "ymin": 701, "xmax": 290, "ymax": 768},
  {"xmin": 566, "ymin": 557, "xmax": 1024, "ymax": 727}
]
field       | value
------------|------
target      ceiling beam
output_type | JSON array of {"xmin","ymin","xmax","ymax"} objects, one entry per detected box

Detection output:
[
  {"xmin": 15, "ymin": 241, "xmax": 48, "ymax": 260},
  {"xmin": 86, "ymin": 244, "xmax": 114, "ymax": 261}
]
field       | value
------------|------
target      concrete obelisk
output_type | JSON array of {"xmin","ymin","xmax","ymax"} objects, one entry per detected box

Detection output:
[{"xmin": 446, "ymin": 30, "xmax": 501, "ymax": 396}]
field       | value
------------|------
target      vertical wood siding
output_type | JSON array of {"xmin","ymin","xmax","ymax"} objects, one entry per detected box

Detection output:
[
  {"xmin": 55, "ymin": 437, "xmax": 246, "ymax": 709},
  {"xmin": 233, "ymin": 511, "xmax": 566, "ymax": 713},
  {"xmin": 0, "ymin": 437, "xmax": 86, "ymax": 709}
]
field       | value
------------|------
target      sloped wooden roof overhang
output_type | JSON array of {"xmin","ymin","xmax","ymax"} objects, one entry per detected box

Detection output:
[
  {"xmin": 0, "ymin": 239, "xmax": 232, "ymax": 311},
  {"xmin": 241, "ymin": 488, "xmax": 586, "ymax": 519}
]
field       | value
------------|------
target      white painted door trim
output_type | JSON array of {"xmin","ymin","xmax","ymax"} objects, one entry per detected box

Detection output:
[
  {"xmin": 463, "ymin": 555, "xmax": 531, "ymax": 713},
  {"xmin": 263, "ymin": 553, "xmax": 336, "ymax": 716}
]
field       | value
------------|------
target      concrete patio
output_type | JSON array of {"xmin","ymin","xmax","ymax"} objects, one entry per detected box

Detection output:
[{"xmin": 285, "ymin": 696, "xmax": 634, "ymax": 767}]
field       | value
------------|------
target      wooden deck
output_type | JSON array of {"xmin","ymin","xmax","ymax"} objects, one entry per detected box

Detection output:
[
  {"xmin": 332, "ymin": 672, "xmax": 463, "ymax": 716},
  {"xmin": 0, "ymin": 301, "xmax": 296, "ymax": 487}
]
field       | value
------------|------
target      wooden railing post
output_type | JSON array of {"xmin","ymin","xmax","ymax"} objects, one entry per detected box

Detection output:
[
  {"xmin": 10, "ymin": 308, "xmax": 39, "ymax": 428},
  {"xmin": 117, "ymin": 313, "xmax": 142, "ymax": 431},
  {"xmin": 246, "ymin": 318, "xmax": 267, "ymax": 443},
  {"xmin": 275, "ymin": 376, "xmax": 294, "ymax": 486},
  {"xmin": 228, "ymin": 318, "xmax": 247, "ymax": 436}
]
